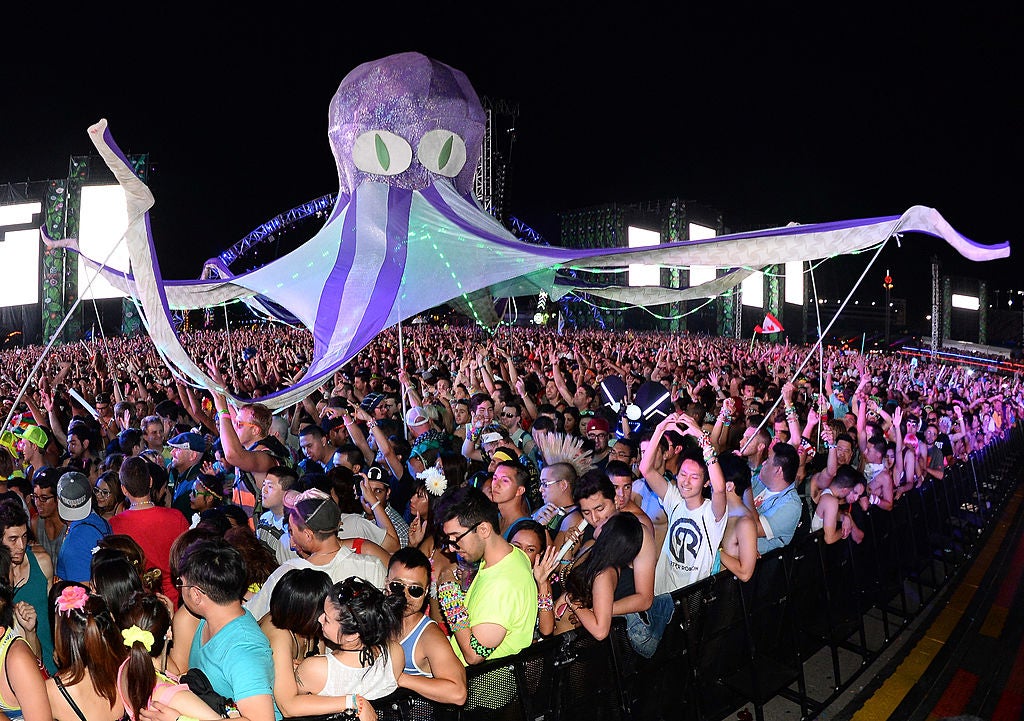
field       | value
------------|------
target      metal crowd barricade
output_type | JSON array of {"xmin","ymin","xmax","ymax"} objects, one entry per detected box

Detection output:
[{"xmin": 353, "ymin": 423, "xmax": 1023, "ymax": 721}]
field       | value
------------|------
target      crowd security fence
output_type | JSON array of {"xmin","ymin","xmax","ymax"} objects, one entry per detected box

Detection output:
[{"xmin": 294, "ymin": 422, "xmax": 1023, "ymax": 721}]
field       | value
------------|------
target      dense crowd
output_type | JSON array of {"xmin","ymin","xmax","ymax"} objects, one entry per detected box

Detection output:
[{"xmin": 0, "ymin": 322, "xmax": 1019, "ymax": 721}]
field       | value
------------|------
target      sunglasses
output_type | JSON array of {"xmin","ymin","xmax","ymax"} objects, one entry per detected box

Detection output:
[
  {"xmin": 336, "ymin": 576, "xmax": 375, "ymax": 603},
  {"xmin": 444, "ymin": 522, "xmax": 481, "ymax": 550},
  {"xmin": 388, "ymin": 580, "xmax": 426, "ymax": 598}
]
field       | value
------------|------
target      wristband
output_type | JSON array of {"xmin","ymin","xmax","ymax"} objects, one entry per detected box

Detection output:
[
  {"xmin": 217, "ymin": 410, "xmax": 231, "ymax": 420},
  {"xmin": 538, "ymin": 593, "xmax": 553, "ymax": 611},
  {"xmin": 470, "ymin": 633, "xmax": 496, "ymax": 659},
  {"xmin": 369, "ymin": 500, "xmax": 381, "ymax": 512},
  {"xmin": 366, "ymin": 420, "xmax": 377, "ymax": 430}
]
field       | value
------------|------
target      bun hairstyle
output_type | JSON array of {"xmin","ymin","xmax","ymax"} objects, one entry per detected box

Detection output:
[
  {"xmin": 325, "ymin": 576, "xmax": 406, "ymax": 667},
  {"xmin": 51, "ymin": 582, "xmax": 124, "ymax": 705},
  {"xmin": 119, "ymin": 592, "xmax": 172, "ymax": 721}
]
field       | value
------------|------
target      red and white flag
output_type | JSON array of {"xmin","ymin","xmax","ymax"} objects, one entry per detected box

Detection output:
[{"xmin": 755, "ymin": 312, "xmax": 784, "ymax": 334}]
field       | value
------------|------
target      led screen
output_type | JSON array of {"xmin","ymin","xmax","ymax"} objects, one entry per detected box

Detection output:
[
  {"xmin": 0, "ymin": 202, "xmax": 41, "ymax": 307},
  {"xmin": 79, "ymin": 185, "xmax": 131, "ymax": 300},
  {"xmin": 627, "ymin": 226, "xmax": 661, "ymax": 287},
  {"xmin": 687, "ymin": 222, "xmax": 716, "ymax": 286},
  {"xmin": 741, "ymin": 271, "xmax": 764, "ymax": 308},
  {"xmin": 951, "ymin": 294, "xmax": 980, "ymax": 311},
  {"xmin": 785, "ymin": 261, "xmax": 803, "ymax": 304}
]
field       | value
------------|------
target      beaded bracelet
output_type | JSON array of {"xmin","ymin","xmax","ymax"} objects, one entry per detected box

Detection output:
[
  {"xmin": 538, "ymin": 593, "xmax": 553, "ymax": 611},
  {"xmin": 784, "ymin": 404, "xmax": 798, "ymax": 419},
  {"xmin": 437, "ymin": 581, "xmax": 470, "ymax": 633},
  {"xmin": 470, "ymin": 633, "xmax": 496, "ymax": 659}
]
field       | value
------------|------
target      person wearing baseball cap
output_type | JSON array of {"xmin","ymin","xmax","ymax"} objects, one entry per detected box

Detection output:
[
  {"xmin": 243, "ymin": 488, "xmax": 387, "ymax": 622},
  {"xmin": 167, "ymin": 432, "xmax": 208, "ymax": 520},
  {"xmin": 54, "ymin": 471, "xmax": 110, "ymax": 583},
  {"xmin": 584, "ymin": 416, "xmax": 613, "ymax": 470}
]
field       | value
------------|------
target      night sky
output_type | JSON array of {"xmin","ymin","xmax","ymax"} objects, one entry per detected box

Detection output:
[{"xmin": 2, "ymin": 8, "xmax": 1019, "ymax": 316}]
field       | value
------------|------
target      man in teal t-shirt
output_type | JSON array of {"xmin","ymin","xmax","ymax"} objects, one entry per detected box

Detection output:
[{"xmin": 176, "ymin": 539, "xmax": 279, "ymax": 721}]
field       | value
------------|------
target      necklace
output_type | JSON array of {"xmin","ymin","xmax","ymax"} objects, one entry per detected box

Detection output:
[
  {"xmin": 307, "ymin": 546, "xmax": 342, "ymax": 560},
  {"xmin": 131, "ymin": 501, "xmax": 154, "ymax": 510}
]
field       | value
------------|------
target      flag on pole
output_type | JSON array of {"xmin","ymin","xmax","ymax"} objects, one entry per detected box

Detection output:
[{"xmin": 758, "ymin": 312, "xmax": 784, "ymax": 334}]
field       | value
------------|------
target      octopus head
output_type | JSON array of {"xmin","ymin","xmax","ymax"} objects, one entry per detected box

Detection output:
[{"xmin": 328, "ymin": 52, "xmax": 486, "ymax": 197}]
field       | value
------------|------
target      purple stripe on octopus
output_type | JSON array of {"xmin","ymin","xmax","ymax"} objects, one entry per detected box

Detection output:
[
  {"xmin": 346, "ymin": 187, "xmax": 412, "ymax": 355},
  {"xmin": 312, "ymin": 189, "xmax": 361, "ymax": 356}
]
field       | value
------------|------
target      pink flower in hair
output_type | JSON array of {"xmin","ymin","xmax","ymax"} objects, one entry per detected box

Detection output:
[{"xmin": 55, "ymin": 585, "xmax": 89, "ymax": 615}]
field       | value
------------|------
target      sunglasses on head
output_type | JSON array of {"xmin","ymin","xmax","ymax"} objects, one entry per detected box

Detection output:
[
  {"xmin": 336, "ymin": 576, "xmax": 375, "ymax": 603},
  {"xmin": 388, "ymin": 580, "xmax": 426, "ymax": 598}
]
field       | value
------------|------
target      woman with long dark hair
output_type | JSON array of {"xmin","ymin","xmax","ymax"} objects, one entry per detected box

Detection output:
[
  {"xmin": 553, "ymin": 512, "xmax": 643, "ymax": 640},
  {"xmin": 94, "ymin": 471, "xmax": 127, "ymax": 521},
  {"xmin": 46, "ymin": 582, "xmax": 127, "ymax": 721},
  {"xmin": 260, "ymin": 568, "xmax": 360, "ymax": 717},
  {"xmin": 90, "ymin": 548, "xmax": 145, "ymax": 625}
]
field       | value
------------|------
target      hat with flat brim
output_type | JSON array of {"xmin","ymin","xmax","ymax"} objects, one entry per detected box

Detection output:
[{"xmin": 57, "ymin": 471, "xmax": 93, "ymax": 522}]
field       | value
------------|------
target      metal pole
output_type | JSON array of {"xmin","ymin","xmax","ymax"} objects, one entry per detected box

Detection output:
[{"xmin": 931, "ymin": 257, "xmax": 941, "ymax": 357}]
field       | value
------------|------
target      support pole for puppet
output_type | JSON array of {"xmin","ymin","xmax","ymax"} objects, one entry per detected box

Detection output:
[
  {"xmin": 3, "ymin": 227, "xmax": 128, "ymax": 431},
  {"xmin": 397, "ymin": 313, "xmax": 409, "ymax": 439},
  {"xmin": 809, "ymin": 261, "xmax": 826, "ymax": 444},
  {"xmin": 738, "ymin": 227, "xmax": 900, "ymax": 455}
]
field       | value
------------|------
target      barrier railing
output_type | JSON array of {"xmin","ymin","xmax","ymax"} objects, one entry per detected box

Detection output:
[{"xmin": 360, "ymin": 423, "xmax": 1023, "ymax": 721}]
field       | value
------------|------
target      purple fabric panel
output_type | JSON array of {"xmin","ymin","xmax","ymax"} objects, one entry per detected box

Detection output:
[
  {"xmin": 325, "ymin": 192, "xmax": 350, "ymax": 225},
  {"xmin": 312, "ymin": 193, "xmax": 360, "ymax": 358},
  {"xmin": 347, "ymin": 188, "xmax": 412, "ymax": 353}
]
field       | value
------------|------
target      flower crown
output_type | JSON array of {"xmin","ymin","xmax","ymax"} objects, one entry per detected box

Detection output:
[
  {"xmin": 416, "ymin": 466, "xmax": 448, "ymax": 497},
  {"xmin": 55, "ymin": 585, "xmax": 89, "ymax": 615}
]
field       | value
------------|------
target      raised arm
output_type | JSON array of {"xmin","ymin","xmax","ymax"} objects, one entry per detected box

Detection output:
[{"xmin": 638, "ymin": 415, "xmax": 675, "ymax": 501}]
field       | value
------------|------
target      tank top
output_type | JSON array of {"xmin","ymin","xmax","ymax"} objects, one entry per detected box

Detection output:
[
  {"xmin": 0, "ymin": 627, "xmax": 23, "ymax": 719},
  {"xmin": 33, "ymin": 517, "xmax": 63, "ymax": 565},
  {"xmin": 399, "ymin": 614, "xmax": 435, "ymax": 677},
  {"xmin": 318, "ymin": 651, "xmax": 398, "ymax": 701},
  {"xmin": 613, "ymin": 566, "xmax": 636, "ymax": 601},
  {"xmin": 811, "ymin": 488, "xmax": 833, "ymax": 533},
  {"xmin": 13, "ymin": 550, "xmax": 56, "ymax": 674},
  {"xmin": 116, "ymin": 660, "xmax": 189, "ymax": 720}
]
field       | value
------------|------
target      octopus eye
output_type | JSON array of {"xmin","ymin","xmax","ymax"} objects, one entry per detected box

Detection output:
[
  {"xmin": 417, "ymin": 130, "xmax": 467, "ymax": 177},
  {"xmin": 352, "ymin": 131, "xmax": 412, "ymax": 175}
]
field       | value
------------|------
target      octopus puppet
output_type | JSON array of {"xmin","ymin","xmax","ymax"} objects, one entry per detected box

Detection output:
[{"xmin": 44, "ymin": 52, "xmax": 1010, "ymax": 409}]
